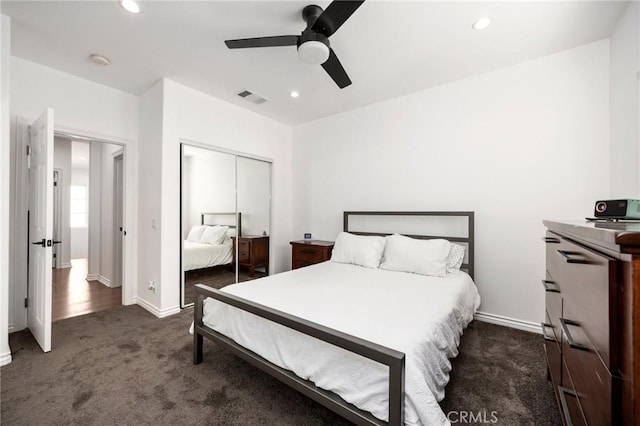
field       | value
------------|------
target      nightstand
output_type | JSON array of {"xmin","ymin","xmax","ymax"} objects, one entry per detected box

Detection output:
[
  {"xmin": 232, "ymin": 236, "xmax": 269, "ymax": 277},
  {"xmin": 290, "ymin": 240, "xmax": 334, "ymax": 269}
]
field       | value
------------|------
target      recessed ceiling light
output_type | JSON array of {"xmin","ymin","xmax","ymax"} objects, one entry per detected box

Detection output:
[
  {"xmin": 89, "ymin": 54, "xmax": 110, "ymax": 66},
  {"xmin": 290, "ymin": 91, "xmax": 300, "ymax": 98},
  {"xmin": 120, "ymin": 0, "xmax": 140, "ymax": 14},
  {"xmin": 472, "ymin": 17, "xmax": 491, "ymax": 30}
]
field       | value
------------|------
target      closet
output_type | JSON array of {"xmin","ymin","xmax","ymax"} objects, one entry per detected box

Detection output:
[{"xmin": 180, "ymin": 143, "xmax": 272, "ymax": 307}]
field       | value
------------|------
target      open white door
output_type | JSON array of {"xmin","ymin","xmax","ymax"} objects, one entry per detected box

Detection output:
[{"xmin": 27, "ymin": 108, "xmax": 54, "ymax": 352}]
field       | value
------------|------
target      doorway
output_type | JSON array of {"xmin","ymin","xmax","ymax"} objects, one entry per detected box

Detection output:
[{"xmin": 50, "ymin": 136, "xmax": 124, "ymax": 322}]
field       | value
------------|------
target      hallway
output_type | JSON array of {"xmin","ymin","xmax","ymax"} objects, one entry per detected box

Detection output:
[{"xmin": 52, "ymin": 259, "xmax": 121, "ymax": 322}]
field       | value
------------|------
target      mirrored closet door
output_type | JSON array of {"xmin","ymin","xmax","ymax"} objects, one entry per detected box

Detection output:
[{"xmin": 180, "ymin": 143, "xmax": 272, "ymax": 307}]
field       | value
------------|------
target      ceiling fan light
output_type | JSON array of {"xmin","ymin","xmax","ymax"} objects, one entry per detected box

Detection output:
[
  {"xmin": 120, "ymin": 0, "xmax": 140, "ymax": 14},
  {"xmin": 472, "ymin": 17, "xmax": 491, "ymax": 30},
  {"xmin": 297, "ymin": 41, "xmax": 330, "ymax": 65}
]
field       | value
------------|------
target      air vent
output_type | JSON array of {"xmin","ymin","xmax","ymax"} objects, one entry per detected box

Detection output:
[{"xmin": 236, "ymin": 89, "xmax": 268, "ymax": 105}]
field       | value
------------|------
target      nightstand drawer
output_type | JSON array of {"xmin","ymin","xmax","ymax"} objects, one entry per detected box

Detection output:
[
  {"xmin": 290, "ymin": 240, "xmax": 334, "ymax": 270},
  {"xmin": 293, "ymin": 246, "xmax": 326, "ymax": 263},
  {"xmin": 239, "ymin": 240, "xmax": 249, "ymax": 254},
  {"xmin": 233, "ymin": 236, "xmax": 269, "ymax": 277}
]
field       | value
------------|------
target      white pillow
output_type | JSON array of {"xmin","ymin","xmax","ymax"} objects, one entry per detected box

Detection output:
[
  {"xmin": 226, "ymin": 228, "xmax": 237, "ymax": 238},
  {"xmin": 200, "ymin": 226, "xmax": 228, "ymax": 245},
  {"xmin": 186, "ymin": 225, "xmax": 207, "ymax": 242},
  {"xmin": 330, "ymin": 232, "xmax": 385, "ymax": 269},
  {"xmin": 447, "ymin": 244, "xmax": 465, "ymax": 272},
  {"xmin": 380, "ymin": 234, "xmax": 451, "ymax": 277}
]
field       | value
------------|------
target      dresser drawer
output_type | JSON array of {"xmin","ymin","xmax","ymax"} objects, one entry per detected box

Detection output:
[
  {"xmin": 561, "ymin": 319, "xmax": 613, "ymax": 426},
  {"xmin": 543, "ymin": 272, "xmax": 562, "ymax": 343},
  {"xmin": 546, "ymin": 234, "xmax": 616, "ymax": 368},
  {"xmin": 543, "ymin": 324, "xmax": 562, "ymax": 388},
  {"xmin": 560, "ymin": 360, "xmax": 587, "ymax": 426}
]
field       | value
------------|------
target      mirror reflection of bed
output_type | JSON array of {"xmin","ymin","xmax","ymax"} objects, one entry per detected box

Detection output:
[{"xmin": 180, "ymin": 144, "xmax": 272, "ymax": 307}]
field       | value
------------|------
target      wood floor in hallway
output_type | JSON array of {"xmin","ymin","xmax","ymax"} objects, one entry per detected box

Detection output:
[{"xmin": 52, "ymin": 258, "xmax": 121, "ymax": 322}]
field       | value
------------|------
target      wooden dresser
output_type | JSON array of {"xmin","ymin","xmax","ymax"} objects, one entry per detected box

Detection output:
[
  {"xmin": 290, "ymin": 240, "xmax": 334, "ymax": 269},
  {"xmin": 232, "ymin": 236, "xmax": 269, "ymax": 277},
  {"xmin": 543, "ymin": 220, "xmax": 640, "ymax": 426}
]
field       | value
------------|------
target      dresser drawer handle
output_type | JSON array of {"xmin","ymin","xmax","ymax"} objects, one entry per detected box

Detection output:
[
  {"xmin": 558, "ymin": 386, "xmax": 578, "ymax": 426},
  {"xmin": 557, "ymin": 250, "xmax": 587, "ymax": 264},
  {"xmin": 541, "ymin": 322, "xmax": 555, "ymax": 341},
  {"xmin": 559, "ymin": 318, "xmax": 590, "ymax": 351},
  {"xmin": 542, "ymin": 237, "xmax": 561, "ymax": 244},
  {"xmin": 541, "ymin": 280, "xmax": 560, "ymax": 293}
]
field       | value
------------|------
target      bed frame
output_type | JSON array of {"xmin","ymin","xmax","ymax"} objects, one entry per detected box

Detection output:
[
  {"xmin": 200, "ymin": 211, "xmax": 242, "ymax": 237},
  {"xmin": 193, "ymin": 211, "xmax": 475, "ymax": 425}
]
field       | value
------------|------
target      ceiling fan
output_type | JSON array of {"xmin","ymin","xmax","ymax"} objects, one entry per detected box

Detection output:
[{"xmin": 224, "ymin": 1, "xmax": 365, "ymax": 89}]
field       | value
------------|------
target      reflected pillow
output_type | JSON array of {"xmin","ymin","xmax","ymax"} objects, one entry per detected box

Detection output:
[
  {"xmin": 186, "ymin": 225, "xmax": 207, "ymax": 242},
  {"xmin": 200, "ymin": 225, "xmax": 228, "ymax": 245},
  {"xmin": 330, "ymin": 232, "xmax": 385, "ymax": 269},
  {"xmin": 447, "ymin": 243, "xmax": 465, "ymax": 272},
  {"xmin": 380, "ymin": 234, "xmax": 450, "ymax": 277}
]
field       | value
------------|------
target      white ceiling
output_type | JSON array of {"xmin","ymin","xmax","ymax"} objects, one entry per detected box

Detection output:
[{"xmin": 1, "ymin": 1, "xmax": 629, "ymax": 125}]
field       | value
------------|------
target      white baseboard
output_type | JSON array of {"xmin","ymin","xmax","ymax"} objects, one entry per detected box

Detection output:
[
  {"xmin": 474, "ymin": 311, "xmax": 541, "ymax": 334},
  {"xmin": 97, "ymin": 275, "xmax": 116, "ymax": 288},
  {"xmin": 134, "ymin": 297, "xmax": 181, "ymax": 318},
  {"xmin": 87, "ymin": 274, "xmax": 120, "ymax": 288},
  {"xmin": 0, "ymin": 351, "xmax": 12, "ymax": 366},
  {"xmin": 8, "ymin": 323, "xmax": 15, "ymax": 333},
  {"xmin": 58, "ymin": 262, "xmax": 72, "ymax": 269}
]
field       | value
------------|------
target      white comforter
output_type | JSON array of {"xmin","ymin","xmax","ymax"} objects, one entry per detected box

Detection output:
[
  {"xmin": 201, "ymin": 261, "xmax": 480, "ymax": 425},
  {"xmin": 183, "ymin": 240, "xmax": 233, "ymax": 271}
]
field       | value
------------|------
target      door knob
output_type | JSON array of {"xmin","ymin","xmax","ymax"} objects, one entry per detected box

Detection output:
[
  {"xmin": 52, "ymin": 240, "xmax": 62, "ymax": 245},
  {"xmin": 32, "ymin": 239, "xmax": 46, "ymax": 246}
]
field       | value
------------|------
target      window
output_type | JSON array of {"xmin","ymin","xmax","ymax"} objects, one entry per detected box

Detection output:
[{"xmin": 70, "ymin": 185, "xmax": 87, "ymax": 228}]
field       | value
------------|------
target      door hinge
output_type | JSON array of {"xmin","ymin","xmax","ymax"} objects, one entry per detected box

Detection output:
[
  {"xmin": 24, "ymin": 298, "xmax": 28, "ymax": 308},
  {"xmin": 26, "ymin": 145, "xmax": 32, "ymax": 156}
]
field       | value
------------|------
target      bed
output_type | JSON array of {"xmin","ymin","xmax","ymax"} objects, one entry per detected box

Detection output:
[
  {"xmin": 182, "ymin": 212, "xmax": 241, "ymax": 271},
  {"xmin": 193, "ymin": 211, "xmax": 478, "ymax": 425}
]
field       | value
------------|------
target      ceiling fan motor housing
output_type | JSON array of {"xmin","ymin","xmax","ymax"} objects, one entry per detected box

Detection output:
[{"xmin": 302, "ymin": 4, "xmax": 324, "ymax": 26}]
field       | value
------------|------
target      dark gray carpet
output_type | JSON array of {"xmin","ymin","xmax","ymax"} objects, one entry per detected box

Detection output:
[
  {"xmin": 184, "ymin": 268, "xmax": 267, "ymax": 305},
  {"xmin": 1, "ymin": 306, "xmax": 561, "ymax": 425}
]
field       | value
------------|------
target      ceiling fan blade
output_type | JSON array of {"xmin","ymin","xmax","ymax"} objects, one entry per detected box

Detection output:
[
  {"xmin": 321, "ymin": 49, "xmax": 352, "ymax": 89},
  {"xmin": 312, "ymin": 1, "xmax": 365, "ymax": 37},
  {"xmin": 225, "ymin": 35, "xmax": 299, "ymax": 49}
]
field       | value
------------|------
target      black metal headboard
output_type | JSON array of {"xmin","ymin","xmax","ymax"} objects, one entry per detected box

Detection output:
[
  {"xmin": 201, "ymin": 212, "xmax": 242, "ymax": 237},
  {"xmin": 343, "ymin": 211, "xmax": 475, "ymax": 280}
]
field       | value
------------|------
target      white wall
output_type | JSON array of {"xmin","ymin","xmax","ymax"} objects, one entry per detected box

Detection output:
[
  {"xmin": 184, "ymin": 147, "xmax": 236, "ymax": 234},
  {"xmin": 70, "ymin": 166, "xmax": 88, "ymax": 260},
  {"xmin": 53, "ymin": 137, "xmax": 72, "ymax": 266},
  {"xmin": 237, "ymin": 156, "xmax": 271, "ymax": 237},
  {"xmin": 9, "ymin": 57, "xmax": 139, "ymax": 333},
  {"xmin": 98, "ymin": 142, "xmax": 121, "ymax": 286},
  {"xmin": 610, "ymin": 1, "xmax": 640, "ymax": 198},
  {"xmin": 136, "ymin": 81, "xmax": 163, "ymax": 314},
  {"xmin": 292, "ymin": 40, "xmax": 611, "ymax": 326},
  {"xmin": 138, "ymin": 79, "xmax": 292, "ymax": 316},
  {"xmin": 1, "ymin": 14, "xmax": 12, "ymax": 366},
  {"xmin": 87, "ymin": 142, "xmax": 102, "ymax": 278}
]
